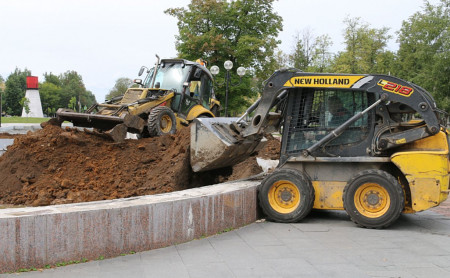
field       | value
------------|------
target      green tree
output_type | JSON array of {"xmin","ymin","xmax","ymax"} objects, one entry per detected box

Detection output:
[
  {"xmin": 43, "ymin": 72, "xmax": 62, "ymax": 87},
  {"xmin": 68, "ymin": 96, "xmax": 77, "ymax": 111},
  {"xmin": 20, "ymin": 97, "xmax": 30, "ymax": 116},
  {"xmin": 288, "ymin": 30, "xmax": 334, "ymax": 73},
  {"xmin": 310, "ymin": 34, "xmax": 334, "ymax": 73},
  {"xmin": 288, "ymin": 29, "xmax": 317, "ymax": 70},
  {"xmin": 59, "ymin": 71, "xmax": 96, "ymax": 111},
  {"xmin": 165, "ymin": 0, "xmax": 283, "ymax": 114},
  {"xmin": 4, "ymin": 68, "xmax": 31, "ymax": 115},
  {"xmin": 332, "ymin": 17, "xmax": 391, "ymax": 74},
  {"xmin": 396, "ymin": 0, "xmax": 449, "ymax": 111},
  {"xmin": 40, "ymin": 70, "xmax": 96, "ymax": 113},
  {"xmin": 39, "ymin": 82, "xmax": 62, "ymax": 115},
  {"xmin": 106, "ymin": 77, "xmax": 133, "ymax": 100}
]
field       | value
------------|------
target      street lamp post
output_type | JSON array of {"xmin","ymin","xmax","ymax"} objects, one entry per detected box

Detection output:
[{"xmin": 210, "ymin": 60, "xmax": 246, "ymax": 117}]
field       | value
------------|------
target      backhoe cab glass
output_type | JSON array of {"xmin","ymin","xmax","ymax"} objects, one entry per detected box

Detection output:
[
  {"xmin": 284, "ymin": 88, "xmax": 370, "ymax": 154},
  {"xmin": 143, "ymin": 63, "xmax": 190, "ymax": 93}
]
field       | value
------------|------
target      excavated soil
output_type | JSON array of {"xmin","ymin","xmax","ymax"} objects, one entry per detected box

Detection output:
[{"xmin": 0, "ymin": 125, "xmax": 280, "ymax": 206}]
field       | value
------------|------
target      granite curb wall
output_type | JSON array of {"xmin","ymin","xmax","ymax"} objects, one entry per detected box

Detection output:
[{"xmin": 0, "ymin": 180, "xmax": 260, "ymax": 273}]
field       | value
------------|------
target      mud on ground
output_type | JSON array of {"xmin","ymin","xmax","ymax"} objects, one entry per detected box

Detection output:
[{"xmin": 0, "ymin": 125, "xmax": 280, "ymax": 206}]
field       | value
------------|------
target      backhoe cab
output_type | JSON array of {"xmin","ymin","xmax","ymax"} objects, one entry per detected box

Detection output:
[
  {"xmin": 55, "ymin": 56, "xmax": 220, "ymax": 142},
  {"xmin": 191, "ymin": 69, "xmax": 449, "ymax": 228}
]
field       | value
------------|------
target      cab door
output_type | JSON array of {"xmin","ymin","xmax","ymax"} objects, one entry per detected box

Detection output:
[
  {"xmin": 180, "ymin": 67, "xmax": 209, "ymax": 116},
  {"xmin": 199, "ymin": 73, "xmax": 213, "ymax": 109}
]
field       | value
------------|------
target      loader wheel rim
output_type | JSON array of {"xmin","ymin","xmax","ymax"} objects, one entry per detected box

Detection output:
[
  {"xmin": 160, "ymin": 115, "xmax": 173, "ymax": 133},
  {"xmin": 354, "ymin": 183, "xmax": 390, "ymax": 218},
  {"xmin": 268, "ymin": 180, "xmax": 300, "ymax": 214}
]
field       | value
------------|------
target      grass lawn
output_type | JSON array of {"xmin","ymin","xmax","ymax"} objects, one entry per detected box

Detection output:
[{"xmin": 0, "ymin": 116, "xmax": 49, "ymax": 124}]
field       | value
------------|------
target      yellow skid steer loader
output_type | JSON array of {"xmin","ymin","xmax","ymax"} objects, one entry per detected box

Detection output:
[{"xmin": 190, "ymin": 69, "xmax": 449, "ymax": 228}]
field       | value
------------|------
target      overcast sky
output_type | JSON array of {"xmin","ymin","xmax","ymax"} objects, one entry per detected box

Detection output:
[{"xmin": 0, "ymin": 0, "xmax": 438, "ymax": 102}]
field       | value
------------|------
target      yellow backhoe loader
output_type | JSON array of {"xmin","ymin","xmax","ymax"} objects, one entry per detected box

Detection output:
[
  {"xmin": 54, "ymin": 56, "xmax": 221, "ymax": 142},
  {"xmin": 190, "ymin": 69, "xmax": 449, "ymax": 228}
]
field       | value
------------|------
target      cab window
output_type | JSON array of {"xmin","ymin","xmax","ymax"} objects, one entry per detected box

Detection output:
[{"xmin": 284, "ymin": 88, "xmax": 370, "ymax": 155}]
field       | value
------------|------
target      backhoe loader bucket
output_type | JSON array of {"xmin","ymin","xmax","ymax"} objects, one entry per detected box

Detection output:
[
  {"xmin": 190, "ymin": 117, "xmax": 267, "ymax": 172},
  {"xmin": 55, "ymin": 108, "xmax": 146, "ymax": 143},
  {"xmin": 56, "ymin": 108, "xmax": 126, "ymax": 131}
]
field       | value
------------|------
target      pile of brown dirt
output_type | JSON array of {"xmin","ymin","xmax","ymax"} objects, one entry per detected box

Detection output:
[{"xmin": 0, "ymin": 125, "xmax": 280, "ymax": 206}]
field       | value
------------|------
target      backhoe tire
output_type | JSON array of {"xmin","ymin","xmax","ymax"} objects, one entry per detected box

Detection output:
[
  {"xmin": 343, "ymin": 170, "xmax": 404, "ymax": 229},
  {"xmin": 258, "ymin": 168, "xmax": 314, "ymax": 223},
  {"xmin": 147, "ymin": 106, "xmax": 177, "ymax": 137}
]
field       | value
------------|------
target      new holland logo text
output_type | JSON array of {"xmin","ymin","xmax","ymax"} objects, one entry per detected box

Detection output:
[
  {"xmin": 294, "ymin": 78, "xmax": 350, "ymax": 85},
  {"xmin": 377, "ymin": 79, "xmax": 413, "ymax": 97},
  {"xmin": 284, "ymin": 75, "xmax": 365, "ymax": 88}
]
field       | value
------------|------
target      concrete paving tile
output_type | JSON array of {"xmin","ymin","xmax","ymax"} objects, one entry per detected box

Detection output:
[
  {"xmin": 175, "ymin": 240, "xmax": 224, "ymax": 265},
  {"xmin": 401, "ymin": 240, "xmax": 450, "ymax": 256},
  {"xmin": 406, "ymin": 266, "xmax": 450, "ymax": 278},
  {"xmin": 419, "ymin": 236, "xmax": 450, "ymax": 252},
  {"xmin": 365, "ymin": 269, "xmax": 416, "ymax": 278},
  {"xmin": 362, "ymin": 251, "xmax": 448, "ymax": 270},
  {"xmin": 356, "ymin": 264, "xmax": 398, "ymax": 272},
  {"xmin": 236, "ymin": 223, "xmax": 283, "ymax": 246},
  {"xmin": 304, "ymin": 233, "xmax": 361, "ymax": 250},
  {"xmin": 208, "ymin": 230, "xmax": 242, "ymax": 242},
  {"xmin": 251, "ymin": 244, "xmax": 297, "ymax": 259},
  {"xmin": 97, "ymin": 268, "xmax": 147, "ymax": 278},
  {"xmin": 313, "ymin": 263, "xmax": 371, "ymax": 278},
  {"xmin": 0, "ymin": 261, "xmax": 101, "ymax": 278},
  {"xmin": 359, "ymin": 254, "xmax": 396, "ymax": 267},
  {"xmin": 50, "ymin": 261, "xmax": 100, "ymax": 276},
  {"xmin": 408, "ymin": 218, "xmax": 450, "ymax": 235},
  {"xmin": 98, "ymin": 253, "xmax": 143, "ymax": 268},
  {"xmin": 141, "ymin": 259, "xmax": 189, "ymax": 278},
  {"xmin": 380, "ymin": 248, "xmax": 448, "ymax": 266},
  {"xmin": 185, "ymin": 262, "xmax": 233, "ymax": 278},
  {"xmin": 264, "ymin": 257, "xmax": 320, "ymax": 277},
  {"xmin": 425, "ymin": 255, "xmax": 450, "ymax": 268},
  {"xmin": 331, "ymin": 254, "xmax": 376, "ymax": 267},
  {"xmin": 228, "ymin": 262, "xmax": 279, "ymax": 278},
  {"xmin": 351, "ymin": 236, "xmax": 401, "ymax": 250},
  {"xmin": 208, "ymin": 238, "xmax": 259, "ymax": 261},
  {"xmin": 139, "ymin": 246, "xmax": 182, "ymax": 261},
  {"xmin": 0, "ymin": 271, "xmax": 52, "ymax": 278},
  {"xmin": 291, "ymin": 223, "xmax": 331, "ymax": 232},
  {"xmin": 301, "ymin": 250, "xmax": 350, "ymax": 265},
  {"xmin": 282, "ymin": 238, "xmax": 328, "ymax": 252},
  {"xmin": 259, "ymin": 222, "xmax": 309, "ymax": 240}
]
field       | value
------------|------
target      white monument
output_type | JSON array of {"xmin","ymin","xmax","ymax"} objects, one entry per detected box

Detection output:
[{"xmin": 22, "ymin": 76, "xmax": 44, "ymax": 118}]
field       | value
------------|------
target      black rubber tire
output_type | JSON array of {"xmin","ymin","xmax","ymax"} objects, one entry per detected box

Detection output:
[
  {"xmin": 343, "ymin": 169, "xmax": 404, "ymax": 229},
  {"xmin": 147, "ymin": 106, "xmax": 177, "ymax": 137},
  {"xmin": 258, "ymin": 168, "xmax": 314, "ymax": 223}
]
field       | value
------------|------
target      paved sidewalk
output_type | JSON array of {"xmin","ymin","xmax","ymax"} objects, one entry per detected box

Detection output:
[{"xmin": 2, "ymin": 207, "xmax": 450, "ymax": 278}]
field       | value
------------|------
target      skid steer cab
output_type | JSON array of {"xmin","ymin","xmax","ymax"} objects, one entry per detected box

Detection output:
[
  {"xmin": 191, "ymin": 69, "xmax": 449, "ymax": 228},
  {"xmin": 55, "ymin": 56, "xmax": 221, "ymax": 142}
]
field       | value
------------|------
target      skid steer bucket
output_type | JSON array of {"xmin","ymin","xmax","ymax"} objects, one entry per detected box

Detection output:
[{"xmin": 190, "ymin": 117, "xmax": 266, "ymax": 172}]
